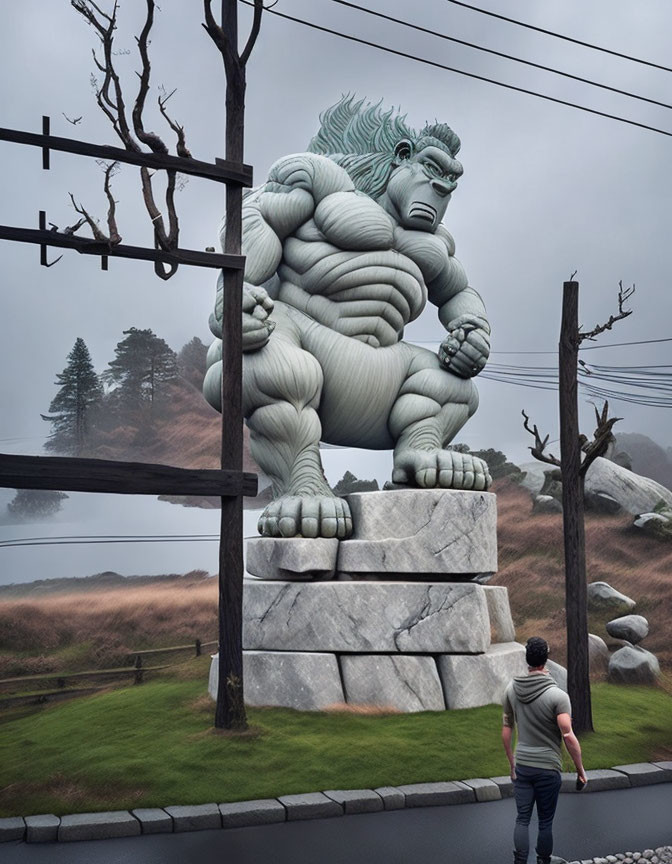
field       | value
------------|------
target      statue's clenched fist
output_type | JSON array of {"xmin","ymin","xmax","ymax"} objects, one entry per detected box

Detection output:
[
  {"xmin": 438, "ymin": 314, "xmax": 490, "ymax": 378},
  {"xmin": 242, "ymin": 284, "xmax": 275, "ymax": 352}
]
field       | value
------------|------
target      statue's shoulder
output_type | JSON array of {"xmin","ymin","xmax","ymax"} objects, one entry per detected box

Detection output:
[{"xmin": 268, "ymin": 152, "xmax": 355, "ymax": 200}]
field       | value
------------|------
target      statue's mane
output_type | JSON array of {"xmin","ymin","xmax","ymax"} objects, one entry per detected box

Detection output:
[{"xmin": 307, "ymin": 95, "xmax": 461, "ymax": 199}]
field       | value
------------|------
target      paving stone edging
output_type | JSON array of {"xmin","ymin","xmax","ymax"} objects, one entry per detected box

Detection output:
[{"xmin": 1, "ymin": 761, "xmax": 670, "ymax": 844}]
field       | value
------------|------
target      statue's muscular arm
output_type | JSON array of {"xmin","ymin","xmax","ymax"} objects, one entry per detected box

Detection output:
[
  {"xmin": 211, "ymin": 154, "xmax": 356, "ymax": 351},
  {"xmin": 426, "ymin": 226, "xmax": 491, "ymax": 378}
]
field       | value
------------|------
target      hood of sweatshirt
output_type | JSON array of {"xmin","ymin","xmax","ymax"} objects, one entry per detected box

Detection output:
[{"xmin": 512, "ymin": 674, "xmax": 557, "ymax": 703}]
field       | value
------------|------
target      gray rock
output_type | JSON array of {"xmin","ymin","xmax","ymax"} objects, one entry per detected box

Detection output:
[
  {"xmin": 606, "ymin": 614, "xmax": 649, "ymax": 644},
  {"xmin": 25, "ymin": 814, "xmax": 60, "ymax": 843},
  {"xmin": 633, "ymin": 512, "xmax": 672, "ymax": 539},
  {"xmin": 584, "ymin": 457, "xmax": 672, "ymax": 516},
  {"xmin": 438, "ymin": 642, "xmax": 528, "ymax": 709},
  {"xmin": 587, "ymin": 581, "xmax": 636, "ymax": 617},
  {"xmin": 322, "ymin": 789, "xmax": 384, "ymax": 814},
  {"xmin": 611, "ymin": 763, "xmax": 669, "ymax": 786},
  {"xmin": 0, "ymin": 817, "xmax": 25, "ymax": 842},
  {"xmin": 533, "ymin": 494, "xmax": 563, "ymax": 515},
  {"xmin": 546, "ymin": 659, "xmax": 568, "ymax": 692},
  {"xmin": 218, "ymin": 799, "xmax": 285, "ymax": 828},
  {"xmin": 490, "ymin": 776, "xmax": 515, "ymax": 798},
  {"xmin": 164, "ymin": 804, "xmax": 221, "ymax": 832},
  {"xmin": 341, "ymin": 655, "xmax": 445, "ymax": 712},
  {"xmin": 588, "ymin": 634, "xmax": 609, "ymax": 675},
  {"xmin": 483, "ymin": 585, "xmax": 516, "ymax": 642},
  {"xmin": 584, "ymin": 491, "xmax": 622, "ymax": 515},
  {"xmin": 130, "ymin": 808, "xmax": 173, "ymax": 834},
  {"xmin": 209, "ymin": 651, "xmax": 344, "ymax": 711},
  {"xmin": 653, "ymin": 760, "xmax": 672, "ymax": 779},
  {"xmin": 608, "ymin": 645, "xmax": 660, "ymax": 684},
  {"xmin": 58, "ymin": 811, "xmax": 141, "ymax": 842},
  {"xmin": 373, "ymin": 786, "xmax": 405, "ymax": 810},
  {"xmin": 338, "ymin": 489, "xmax": 497, "ymax": 576},
  {"xmin": 395, "ymin": 781, "xmax": 475, "ymax": 807},
  {"xmin": 278, "ymin": 792, "xmax": 342, "ymax": 821},
  {"xmin": 243, "ymin": 581, "xmax": 491, "ymax": 653},
  {"xmin": 246, "ymin": 537, "xmax": 339, "ymax": 581},
  {"xmin": 582, "ymin": 769, "xmax": 631, "ymax": 791},
  {"xmin": 460, "ymin": 778, "xmax": 501, "ymax": 801}
]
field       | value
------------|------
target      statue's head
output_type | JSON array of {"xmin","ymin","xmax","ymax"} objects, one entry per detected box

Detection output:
[{"xmin": 308, "ymin": 96, "xmax": 462, "ymax": 233}]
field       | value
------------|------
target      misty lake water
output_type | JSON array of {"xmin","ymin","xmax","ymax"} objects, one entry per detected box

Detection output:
[{"xmin": 0, "ymin": 488, "xmax": 263, "ymax": 587}]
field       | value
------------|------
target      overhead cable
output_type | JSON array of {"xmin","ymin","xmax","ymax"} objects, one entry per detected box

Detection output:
[{"xmin": 329, "ymin": 0, "xmax": 672, "ymax": 111}]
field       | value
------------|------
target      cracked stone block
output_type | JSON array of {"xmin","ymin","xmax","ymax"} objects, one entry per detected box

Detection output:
[
  {"xmin": 461, "ymin": 778, "xmax": 501, "ymax": 801},
  {"xmin": 131, "ymin": 808, "xmax": 173, "ymax": 834},
  {"xmin": 278, "ymin": 792, "xmax": 342, "ymax": 821},
  {"xmin": 338, "ymin": 489, "xmax": 497, "ymax": 576},
  {"xmin": 164, "ymin": 804, "xmax": 221, "ymax": 832},
  {"xmin": 59, "ymin": 811, "xmax": 141, "ymax": 842},
  {"xmin": 395, "ymin": 782, "xmax": 475, "ymax": 807},
  {"xmin": 246, "ymin": 538, "xmax": 339, "ymax": 581},
  {"xmin": 322, "ymin": 789, "xmax": 384, "ymax": 814},
  {"xmin": 243, "ymin": 581, "xmax": 491, "ymax": 653},
  {"xmin": 25, "ymin": 814, "xmax": 59, "ymax": 843},
  {"xmin": 438, "ymin": 642, "xmax": 528, "ymax": 709},
  {"xmin": 0, "ymin": 817, "xmax": 26, "ymax": 842},
  {"xmin": 653, "ymin": 761, "xmax": 672, "ymax": 780},
  {"xmin": 611, "ymin": 763, "xmax": 668, "ymax": 787},
  {"xmin": 483, "ymin": 586, "xmax": 516, "ymax": 642},
  {"xmin": 582, "ymin": 769, "xmax": 631, "ymax": 791},
  {"xmin": 218, "ymin": 800, "xmax": 286, "ymax": 828},
  {"xmin": 373, "ymin": 787, "xmax": 405, "ymax": 810},
  {"xmin": 490, "ymin": 776, "xmax": 515, "ymax": 798},
  {"xmin": 209, "ymin": 651, "xmax": 344, "ymax": 710},
  {"xmin": 341, "ymin": 655, "xmax": 445, "ymax": 712}
]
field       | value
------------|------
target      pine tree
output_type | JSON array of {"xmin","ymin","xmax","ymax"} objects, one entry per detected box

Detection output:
[
  {"xmin": 105, "ymin": 327, "xmax": 178, "ymax": 408},
  {"xmin": 41, "ymin": 338, "xmax": 102, "ymax": 454},
  {"xmin": 177, "ymin": 336, "xmax": 208, "ymax": 389}
]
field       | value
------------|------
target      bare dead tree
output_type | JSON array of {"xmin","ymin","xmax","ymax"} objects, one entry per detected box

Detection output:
[
  {"xmin": 522, "ymin": 280, "xmax": 634, "ymax": 735},
  {"xmin": 70, "ymin": 0, "xmax": 192, "ymax": 279}
]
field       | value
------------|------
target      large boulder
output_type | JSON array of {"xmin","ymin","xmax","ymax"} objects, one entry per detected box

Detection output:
[
  {"xmin": 608, "ymin": 645, "xmax": 660, "ymax": 685},
  {"xmin": 588, "ymin": 633, "xmax": 609, "ymax": 676},
  {"xmin": 546, "ymin": 659, "xmax": 568, "ymax": 692},
  {"xmin": 606, "ymin": 614, "xmax": 649, "ymax": 645},
  {"xmin": 584, "ymin": 457, "xmax": 672, "ymax": 516},
  {"xmin": 587, "ymin": 581, "xmax": 636, "ymax": 618},
  {"xmin": 533, "ymin": 495, "xmax": 562, "ymax": 515}
]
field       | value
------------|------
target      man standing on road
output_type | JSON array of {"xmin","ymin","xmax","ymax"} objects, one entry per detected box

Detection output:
[{"xmin": 502, "ymin": 636, "xmax": 587, "ymax": 864}]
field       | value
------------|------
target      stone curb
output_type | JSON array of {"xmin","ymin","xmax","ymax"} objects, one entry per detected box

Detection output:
[{"xmin": 2, "ymin": 763, "xmax": 670, "ymax": 844}]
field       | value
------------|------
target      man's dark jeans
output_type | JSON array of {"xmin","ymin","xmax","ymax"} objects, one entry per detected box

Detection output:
[{"xmin": 513, "ymin": 763, "xmax": 562, "ymax": 862}]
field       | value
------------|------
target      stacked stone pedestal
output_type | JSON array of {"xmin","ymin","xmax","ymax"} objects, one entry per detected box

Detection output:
[{"xmin": 210, "ymin": 490, "xmax": 528, "ymax": 712}]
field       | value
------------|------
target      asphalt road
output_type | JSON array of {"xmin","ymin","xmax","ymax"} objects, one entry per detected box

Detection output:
[{"xmin": 3, "ymin": 785, "xmax": 672, "ymax": 864}]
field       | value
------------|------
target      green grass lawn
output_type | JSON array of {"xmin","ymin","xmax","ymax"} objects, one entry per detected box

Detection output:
[{"xmin": 1, "ymin": 662, "xmax": 671, "ymax": 818}]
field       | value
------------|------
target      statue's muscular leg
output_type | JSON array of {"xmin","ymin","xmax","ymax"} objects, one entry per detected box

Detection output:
[
  {"xmin": 389, "ymin": 348, "xmax": 491, "ymax": 490},
  {"xmin": 242, "ymin": 312, "xmax": 352, "ymax": 539}
]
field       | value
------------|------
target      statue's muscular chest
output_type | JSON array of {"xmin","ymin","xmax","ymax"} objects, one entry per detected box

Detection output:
[{"xmin": 283, "ymin": 190, "xmax": 450, "ymax": 290}]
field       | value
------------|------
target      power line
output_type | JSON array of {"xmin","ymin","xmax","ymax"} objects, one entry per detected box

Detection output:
[
  {"xmin": 246, "ymin": 3, "xmax": 672, "ymax": 139},
  {"xmin": 443, "ymin": 0, "xmax": 672, "ymax": 75},
  {"xmin": 328, "ymin": 0, "xmax": 672, "ymax": 111}
]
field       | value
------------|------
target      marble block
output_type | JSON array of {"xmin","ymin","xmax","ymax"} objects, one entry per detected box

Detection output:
[
  {"xmin": 243, "ymin": 581, "xmax": 491, "ymax": 653},
  {"xmin": 246, "ymin": 538, "xmax": 339, "ymax": 581},
  {"xmin": 340, "ymin": 655, "xmax": 445, "ymax": 712},
  {"xmin": 482, "ymin": 585, "xmax": 516, "ymax": 642},
  {"xmin": 209, "ymin": 650, "xmax": 344, "ymax": 711},
  {"xmin": 338, "ymin": 489, "xmax": 497, "ymax": 577},
  {"xmin": 438, "ymin": 642, "xmax": 528, "ymax": 709}
]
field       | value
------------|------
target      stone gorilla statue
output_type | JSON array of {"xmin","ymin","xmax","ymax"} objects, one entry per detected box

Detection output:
[{"xmin": 204, "ymin": 97, "xmax": 492, "ymax": 539}]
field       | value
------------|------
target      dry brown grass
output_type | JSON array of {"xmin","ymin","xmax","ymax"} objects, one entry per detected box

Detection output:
[{"xmin": 493, "ymin": 477, "xmax": 672, "ymax": 675}]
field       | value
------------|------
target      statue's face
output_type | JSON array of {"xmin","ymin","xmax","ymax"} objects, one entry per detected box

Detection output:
[{"xmin": 384, "ymin": 143, "xmax": 462, "ymax": 232}]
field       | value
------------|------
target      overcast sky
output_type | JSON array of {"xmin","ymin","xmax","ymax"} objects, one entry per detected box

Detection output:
[{"xmin": 1, "ymin": 1, "xmax": 671, "ymax": 556}]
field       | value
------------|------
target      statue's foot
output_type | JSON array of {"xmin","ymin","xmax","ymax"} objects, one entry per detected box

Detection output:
[
  {"xmin": 258, "ymin": 494, "xmax": 353, "ymax": 539},
  {"xmin": 392, "ymin": 449, "xmax": 491, "ymax": 490}
]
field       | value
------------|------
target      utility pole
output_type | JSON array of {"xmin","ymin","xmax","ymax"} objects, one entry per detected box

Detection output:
[{"xmin": 559, "ymin": 280, "xmax": 592, "ymax": 734}]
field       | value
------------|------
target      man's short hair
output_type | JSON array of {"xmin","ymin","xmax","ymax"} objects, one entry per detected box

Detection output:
[{"xmin": 526, "ymin": 636, "xmax": 549, "ymax": 668}]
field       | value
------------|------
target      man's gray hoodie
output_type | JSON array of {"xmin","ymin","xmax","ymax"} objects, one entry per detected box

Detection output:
[{"xmin": 502, "ymin": 673, "xmax": 572, "ymax": 772}]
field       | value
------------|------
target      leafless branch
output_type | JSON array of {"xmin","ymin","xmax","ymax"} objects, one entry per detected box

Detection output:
[
  {"xmin": 158, "ymin": 87, "xmax": 192, "ymax": 158},
  {"xmin": 522, "ymin": 410, "xmax": 562, "ymax": 467},
  {"xmin": 102, "ymin": 162, "xmax": 122, "ymax": 245},
  {"xmin": 202, "ymin": 0, "xmax": 264, "ymax": 72},
  {"xmin": 579, "ymin": 401, "xmax": 622, "ymax": 476},
  {"xmin": 578, "ymin": 281, "xmax": 635, "ymax": 343},
  {"xmin": 62, "ymin": 113, "xmax": 83, "ymax": 125},
  {"xmin": 240, "ymin": 0, "xmax": 265, "ymax": 66},
  {"xmin": 68, "ymin": 192, "xmax": 110, "ymax": 243},
  {"xmin": 132, "ymin": 0, "xmax": 168, "ymax": 154}
]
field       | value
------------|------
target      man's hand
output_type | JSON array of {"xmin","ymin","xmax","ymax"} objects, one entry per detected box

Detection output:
[
  {"xmin": 242, "ymin": 284, "xmax": 275, "ymax": 352},
  {"xmin": 510, "ymin": 767, "xmax": 517, "ymax": 781},
  {"xmin": 438, "ymin": 314, "xmax": 490, "ymax": 378}
]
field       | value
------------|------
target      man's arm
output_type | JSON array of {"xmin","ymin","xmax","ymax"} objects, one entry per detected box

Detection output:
[
  {"xmin": 501, "ymin": 724, "xmax": 516, "ymax": 780},
  {"xmin": 557, "ymin": 712, "xmax": 587, "ymax": 784}
]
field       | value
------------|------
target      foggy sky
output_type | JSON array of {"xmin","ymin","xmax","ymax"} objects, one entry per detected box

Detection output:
[{"xmin": 1, "ymin": 1, "xmax": 671, "ymax": 533}]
